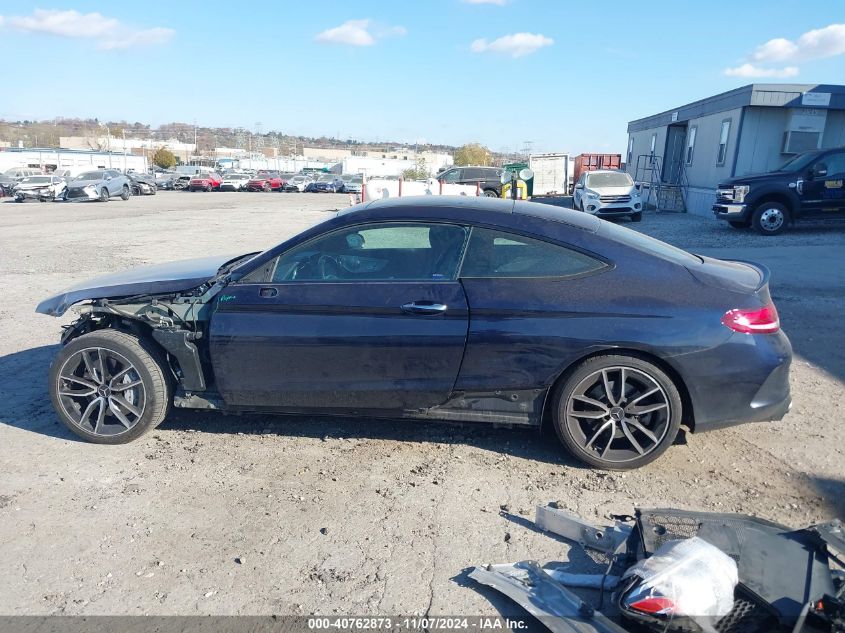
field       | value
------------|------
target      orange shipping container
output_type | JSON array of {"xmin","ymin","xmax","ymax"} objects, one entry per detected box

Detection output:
[{"xmin": 573, "ymin": 153, "xmax": 622, "ymax": 185}]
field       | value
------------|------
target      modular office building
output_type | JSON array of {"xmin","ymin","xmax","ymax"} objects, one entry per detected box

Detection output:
[{"xmin": 625, "ymin": 84, "xmax": 845, "ymax": 216}]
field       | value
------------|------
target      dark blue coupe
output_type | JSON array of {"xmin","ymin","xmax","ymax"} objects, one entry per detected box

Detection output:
[{"xmin": 37, "ymin": 197, "xmax": 792, "ymax": 469}]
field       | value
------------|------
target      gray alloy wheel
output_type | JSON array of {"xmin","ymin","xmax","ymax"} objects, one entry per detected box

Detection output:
[
  {"xmin": 121, "ymin": 185, "xmax": 131, "ymax": 200},
  {"xmin": 553, "ymin": 355, "xmax": 682, "ymax": 469},
  {"xmin": 483, "ymin": 190, "xmax": 499, "ymax": 198},
  {"xmin": 49, "ymin": 330, "xmax": 171, "ymax": 444},
  {"xmin": 752, "ymin": 202, "xmax": 788, "ymax": 236},
  {"xmin": 99, "ymin": 187, "xmax": 109, "ymax": 202}
]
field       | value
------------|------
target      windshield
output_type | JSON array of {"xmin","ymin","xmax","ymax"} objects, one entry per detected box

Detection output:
[
  {"xmin": 317, "ymin": 174, "xmax": 337, "ymax": 182},
  {"xmin": 76, "ymin": 171, "xmax": 104, "ymax": 180},
  {"xmin": 350, "ymin": 175, "xmax": 363, "ymax": 183},
  {"xmin": 22, "ymin": 176, "xmax": 51, "ymax": 183},
  {"xmin": 195, "ymin": 173, "xmax": 210, "ymax": 179},
  {"xmin": 228, "ymin": 174, "xmax": 248, "ymax": 179},
  {"xmin": 586, "ymin": 172, "xmax": 633, "ymax": 188},
  {"xmin": 775, "ymin": 151, "xmax": 820, "ymax": 173}
]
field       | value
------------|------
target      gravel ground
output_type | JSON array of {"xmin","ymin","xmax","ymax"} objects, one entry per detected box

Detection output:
[{"xmin": 0, "ymin": 192, "xmax": 843, "ymax": 617}]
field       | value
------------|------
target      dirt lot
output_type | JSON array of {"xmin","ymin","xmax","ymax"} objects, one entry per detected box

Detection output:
[{"xmin": 0, "ymin": 191, "xmax": 843, "ymax": 616}]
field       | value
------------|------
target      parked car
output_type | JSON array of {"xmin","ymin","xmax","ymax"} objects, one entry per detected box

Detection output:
[
  {"xmin": 172, "ymin": 175, "xmax": 192, "ymax": 191},
  {"xmin": 220, "ymin": 173, "xmax": 250, "ymax": 191},
  {"xmin": 188, "ymin": 172, "xmax": 222, "ymax": 192},
  {"xmin": 246, "ymin": 171, "xmax": 285, "ymax": 192},
  {"xmin": 0, "ymin": 167, "xmax": 41, "ymax": 195},
  {"xmin": 64, "ymin": 170, "xmax": 132, "ymax": 201},
  {"xmin": 154, "ymin": 172, "xmax": 178, "ymax": 190},
  {"xmin": 572, "ymin": 170, "xmax": 643, "ymax": 221},
  {"xmin": 128, "ymin": 173, "xmax": 157, "ymax": 196},
  {"xmin": 437, "ymin": 166, "xmax": 503, "ymax": 197},
  {"xmin": 304, "ymin": 173, "xmax": 344, "ymax": 193},
  {"xmin": 341, "ymin": 174, "xmax": 363, "ymax": 194},
  {"xmin": 36, "ymin": 197, "xmax": 791, "ymax": 470},
  {"xmin": 12, "ymin": 175, "xmax": 67, "ymax": 202},
  {"xmin": 713, "ymin": 146, "xmax": 845, "ymax": 235},
  {"xmin": 282, "ymin": 174, "xmax": 312, "ymax": 192}
]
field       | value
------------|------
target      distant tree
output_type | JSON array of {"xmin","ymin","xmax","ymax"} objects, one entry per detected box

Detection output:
[
  {"xmin": 401, "ymin": 157, "xmax": 429, "ymax": 180},
  {"xmin": 152, "ymin": 147, "xmax": 176, "ymax": 169},
  {"xmin": 454, "ymin": 143, "xmax": 492, "ymax": 166}
]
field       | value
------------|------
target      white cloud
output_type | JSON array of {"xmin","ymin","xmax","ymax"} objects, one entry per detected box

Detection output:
[
  {"xmin": 723, "ymin": 23, "xmax": 845, "ymax": 78},
  {"xmin": 0, "ymin": 9, "xmax": 174, "ymax": 49},
  {"xmin": 471, "ymin": 32, "xmax": 553, "ymax": 58},
  {"xmin": 724, "ymin": 63, "xmax": 799, "ymax": 78},
  {"xmin": 463, "ymin": 0, "xmax": 508, "ymax": 5},
  {"xmin": 315, "ymin": 19, "xmax": 406, "ymax": 46},
  {"xmin": 752, "ymin": 23, "xmax": 845, "ymax": 63}
]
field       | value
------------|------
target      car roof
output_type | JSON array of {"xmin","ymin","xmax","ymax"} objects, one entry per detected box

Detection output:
[
  {"xmin": 585, "ymin": 169, "xmax": 628, "ymax": 175},
  {"xmin": 346, "ymin": 196, "xmax": 601, "ymax": 232}
]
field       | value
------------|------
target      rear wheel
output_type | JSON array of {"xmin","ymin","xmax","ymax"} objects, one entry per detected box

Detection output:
[
  {"xmin": 728, "ymin": 220, "xmax": 751, "ymax": 229},
  {"xmin": 49, "ymin": 330, "xmax": 172, "ymax": 444},
  {"xmin": 552, "ymin": 354, "xmax": 682, "ymax": 470},
  {"xmin": 752, "ymin": 202, "xmax": 788, "ymax": 236},
  {"xmin": 483, "ymin": 189, "xmax": 498, "ymax": 198}
]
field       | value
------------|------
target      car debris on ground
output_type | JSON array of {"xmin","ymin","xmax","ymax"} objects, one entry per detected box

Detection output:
[{"xmin": 470, "ymin": 502, "xmax": 845, "ymax": 633}]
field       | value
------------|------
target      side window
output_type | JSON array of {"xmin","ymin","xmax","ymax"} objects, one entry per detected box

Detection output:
[
  {"xmin": 463, "ymin": 168, "xmax": 482, "ymax": 181},
  {"xmin": 267, "ymin": 223, "xmax": 468, "ymax": 283},
  {"xmin": 440, "ymin": 169, "xmax": 461, "ymax": 183},
  {"xmin": 460, "ymin": 227, "xmax": 606, "ymax": 279},
  {"xmin": 716, "ymin": 119, "xmax": 731, "ymax": 165},
  {"xmin": 819, "ymin": 152, "xmax": 845, "ymax": 176},
  {"xmin": 685, "ymin": 126, "xmax": 697, "ymax": 165}
]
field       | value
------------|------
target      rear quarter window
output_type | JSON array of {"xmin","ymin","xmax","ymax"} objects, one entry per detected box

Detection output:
[
  {"xmin": 460, "ymin": 227, "xmax": 606, "ymax": 278},
  {"xmin": 598, "ymin": 222, "xmax": 700, "ymax": 266}
]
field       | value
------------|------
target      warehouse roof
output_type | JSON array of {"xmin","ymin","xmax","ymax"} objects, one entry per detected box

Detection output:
[{"xmin": 627, "ymin": 83, "xmax": 845, "ymax": 133}]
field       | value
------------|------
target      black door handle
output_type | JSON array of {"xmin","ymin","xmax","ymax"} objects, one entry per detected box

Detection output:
[
  {"xmin": 259, "ymin": 287, "xmax": 278, "ymax": 298},
  {"xmin": 401, "ymin": 301, "xmax": 447, "ymax": 315}
]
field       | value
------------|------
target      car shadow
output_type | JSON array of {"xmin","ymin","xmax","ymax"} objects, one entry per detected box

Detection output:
[
  {"xmin": 808, "ymin": 477, "xmax": 845, "ymax": 520},
  {"xmin": 0, "ymin": 345, "xmax": 588, "ymax": 467}
]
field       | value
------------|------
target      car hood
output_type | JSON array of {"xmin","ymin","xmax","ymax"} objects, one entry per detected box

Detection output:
[
  {"xmin": 719, "ymin": 171, "xmax": 794, "ymax": 187},
  {"xmin": 16, "ymin": 182, "xmax": 53, "ymax": 189},
  {"xmin": 36, "ymin": 254, "xmax": 237, "ymax": 317},
  {"xmin": 68, "ymin": 179, "xmax": 104, "ymax": 188},
  {"xmin": 589, "ymin": 185, "xmax": 634, "ymax": 195}
]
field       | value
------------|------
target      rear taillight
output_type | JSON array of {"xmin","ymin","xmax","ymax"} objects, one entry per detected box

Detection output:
[
  {"xmin": 721, "ymin": 303, "xmax": 780, "ymax": 334},
  {"xmin": 627, "ymin": 596, "xmax": 676, "ymax": 616}
]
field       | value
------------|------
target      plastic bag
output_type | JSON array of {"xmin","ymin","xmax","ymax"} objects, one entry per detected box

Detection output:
[{"xmin": 621, "ymin": 536, "xmax": 738, "ymax": 618}]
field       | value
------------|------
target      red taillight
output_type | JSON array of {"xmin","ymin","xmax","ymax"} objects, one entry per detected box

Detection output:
[
  {"xmin": 628, "ymin": 597, "xmax": 676, "ymax": 615},
  {"xmin": 721, "ymin": 303, "xmax": 780, "ymax": 334}
]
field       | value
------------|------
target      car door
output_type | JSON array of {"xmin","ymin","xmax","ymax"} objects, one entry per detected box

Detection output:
[
  {"xmin": 801, "ymin": 151, "xmax": 845, "ymax": 217},
  {"xmin": 209, "ymin": 221, "xmax": 471, "ymax": 411},
  {"xmin": 105, "ymin": 170, "xmax": 120, "ymax": 195}
]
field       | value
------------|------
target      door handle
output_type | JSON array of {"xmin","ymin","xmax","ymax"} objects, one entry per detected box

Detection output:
[
  {"xmin": 259, "ymin": 287, "xmax": 278, "ymax": 298},
  {"xmin": 401, "ymin": 301, "xmax": 447, "ymax": 315}
]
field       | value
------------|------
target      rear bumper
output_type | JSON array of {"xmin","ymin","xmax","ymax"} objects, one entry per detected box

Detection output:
[{"xmin": 672, "ymin": 330, "xmax": 792, "ymax": 432}]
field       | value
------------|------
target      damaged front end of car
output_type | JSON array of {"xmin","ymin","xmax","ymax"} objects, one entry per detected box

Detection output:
[
  {"xmin": 36, "ymin": 253, "xmax": 259, "ymax": 405},
  {"xmin": 470, "ymin": 504, "xmax": 845, "ymax": 633}
]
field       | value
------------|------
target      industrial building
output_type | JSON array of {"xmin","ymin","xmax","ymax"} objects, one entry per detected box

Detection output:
[
  {"xmin": 0, "ymin": 147, "xmax": 148, "ymax": 175},
  {"xmin": 625, "ymin": 83, "xmax": 845, "ymax": 215}
]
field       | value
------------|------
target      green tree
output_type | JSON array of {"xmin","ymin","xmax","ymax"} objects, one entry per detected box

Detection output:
[
  {"xmin": 152, "ymin": 147, "xmax": 176, "ymax": 169},
  {"xmin": 401, "ymin": 157, "xmax": 428, "ymax": 180},
  {"xmin": 454, "ymin": 143, "xmax": 492, "ymax": 166}
]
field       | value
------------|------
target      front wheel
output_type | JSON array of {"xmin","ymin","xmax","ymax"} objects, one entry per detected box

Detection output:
[
  {"xmin": 752, "ymin": 202, "xmax": 788, "ymax": 236},
  {"xmin": 49, "ymin": 330, "xmax": 172, "ymax": 444},
  {"xmin": 99, "ymin": 188, "xmax": 109, "ymax": 202},
  {"xmin": 552, "ymin": 354, "xmax": 682, "ymax": 470},
  {"xmin": 121, "ymin": 185, "xmax": 131, "ymax": 200}
]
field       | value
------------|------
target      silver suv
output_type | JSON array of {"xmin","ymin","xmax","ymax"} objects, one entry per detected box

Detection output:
[{"xmin": 64, "ymin": 170, "xmax": 132, "ymax": 202}]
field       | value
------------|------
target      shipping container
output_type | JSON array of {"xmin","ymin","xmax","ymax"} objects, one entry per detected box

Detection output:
[
  {"xmin": 573, "ymin": 153, "xmax": 622, "ymax": 186},
  {"xmin": 527, "ymin": 153, "xmax": 570, "ymax": 197}
]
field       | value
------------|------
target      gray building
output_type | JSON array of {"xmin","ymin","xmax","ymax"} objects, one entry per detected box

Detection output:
[{"xmin": 626, "ymin": 84, "xmax": 845, "ymax": 216}]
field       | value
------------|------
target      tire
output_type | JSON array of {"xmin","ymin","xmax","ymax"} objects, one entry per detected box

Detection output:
[
  {"xmin": 728, "ymin": 220, "xmax": 750, "ymax": 229},
  {"xmin": 205, "ymin": 184, "xmax": 212, "ymax": 192},
  {"xmin": 483, "ymin": 189, "xmax": 498, "ymax": 198},
  {"xmin": 121, "ymin": 185, "xmax": 130, "ymax": 200},
  {"xmin": 151, "ymin": 186, "xmax": 157, "ymax": 196},
  {"xmin": 99, "ymin": 188, "xmax": 109, "ymax": 202},
  {"xmin": 752, "ymin": 202, "xmax": 788, "ymax": 236},
  {"xmin": 263, "ymin": 183, "xmax": 271, "ymax": 192},
  {"xmin": 551, "ymin": 354, "xmax": 682, "ymax": 470},
  {"xmin": 630, "ymin": 211, "xmax": 643, "ymax": 222},
  {"xmin": 49, "ymin": 330, "xmax": 172, "ymax": 444}
]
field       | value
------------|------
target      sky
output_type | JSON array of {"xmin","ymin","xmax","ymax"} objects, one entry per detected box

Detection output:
[{"xmin": 1, "ymin": 1, "xmax": 844, "ymax": 155}]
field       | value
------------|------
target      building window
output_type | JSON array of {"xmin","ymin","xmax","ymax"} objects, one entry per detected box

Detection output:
[
  {"xmin": 627, "ymin": 137, "xmax": 634, "ymax": 165},
  {"xmin": 716, "ymin": 119, "xmax": 731, "ymax": 165},
  {"xmin": 649, "ymin": 133, "xmax": 657, "ymax": 155},
  {"xmin": 685, "ymin": 126, "xmax": 697, "ymax": 165}
]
